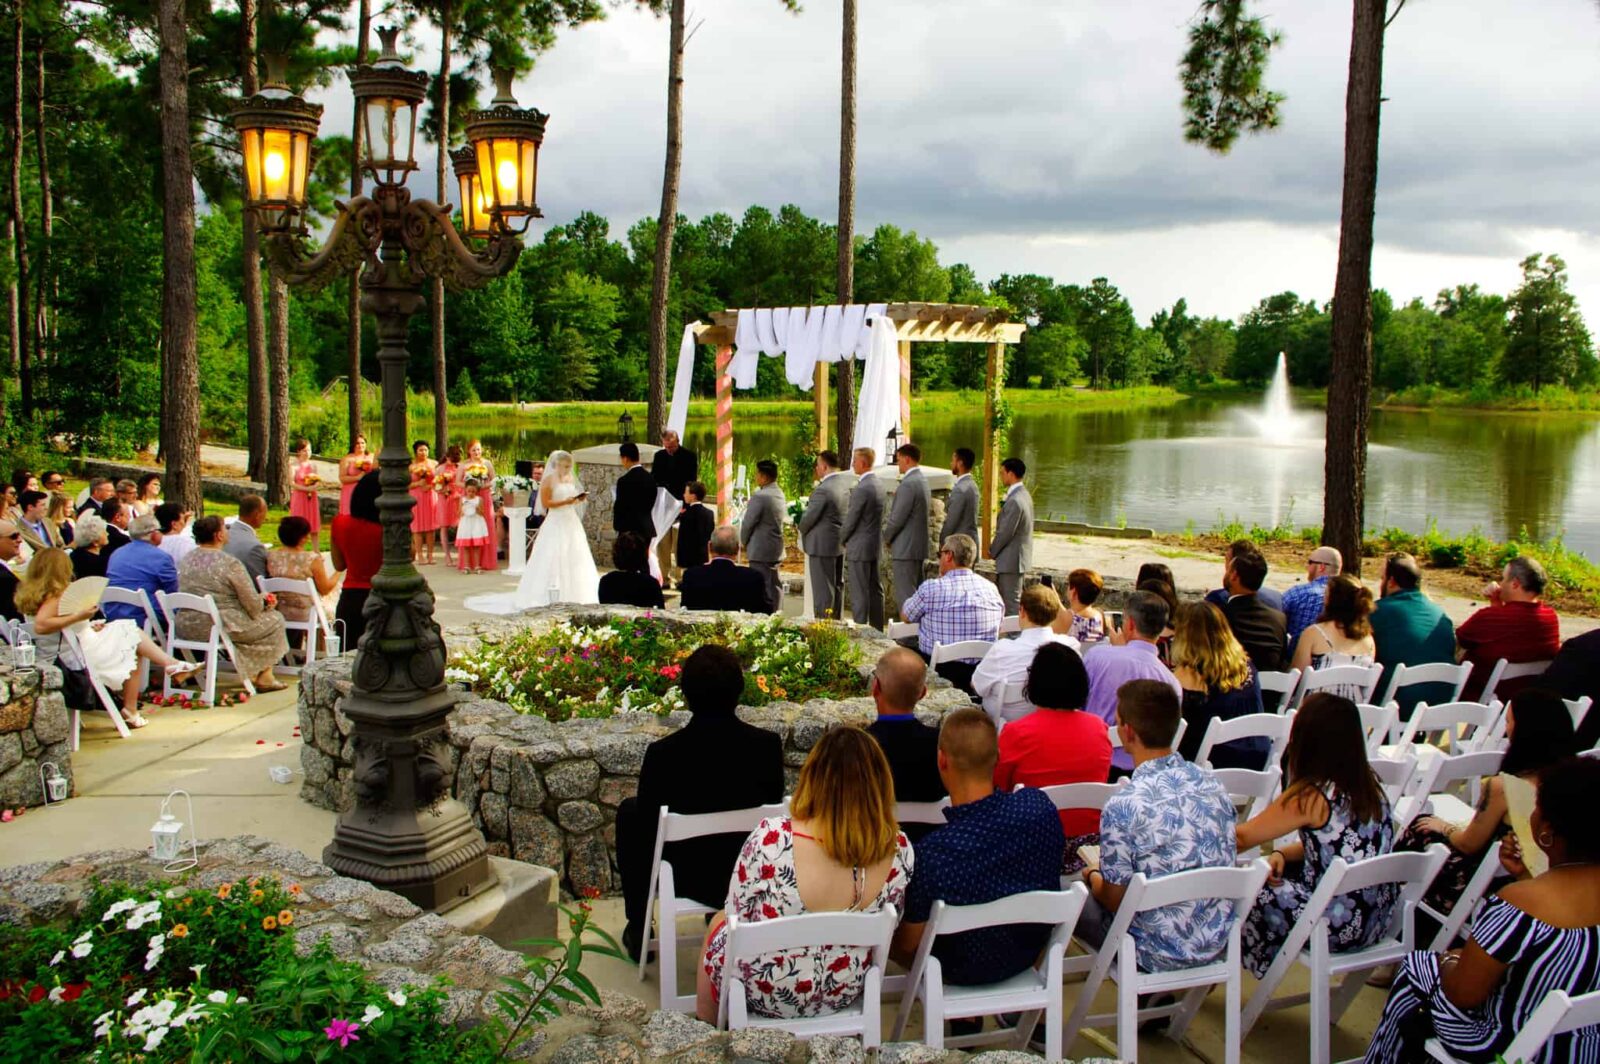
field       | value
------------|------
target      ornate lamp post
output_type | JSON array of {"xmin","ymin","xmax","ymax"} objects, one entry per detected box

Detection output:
[{"xmin": 233, "ymin": 29, "xmax": 548, "ymax": 910}]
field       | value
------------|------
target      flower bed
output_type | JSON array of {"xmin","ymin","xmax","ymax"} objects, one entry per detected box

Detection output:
[{"xmin": 446, "ymin": 615, "xmax": 866, "ymax": 721}]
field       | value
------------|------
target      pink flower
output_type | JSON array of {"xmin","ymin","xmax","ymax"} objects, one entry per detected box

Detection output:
[{"xmin": 324, "ymin": 1018, "xmax": 362, "ymax": 1048}]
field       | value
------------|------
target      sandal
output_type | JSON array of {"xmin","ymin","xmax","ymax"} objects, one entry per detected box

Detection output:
[
  {"xmin": 122, "ymin": 713, "xmax": 148, "ymax": 729},
  {"xmin": 255, "ymin": 679, "xmax": 288, "ymax": 693},
  {"xmin": 165, "ymin": 663, "xmax": 201, "ymax": 685}
]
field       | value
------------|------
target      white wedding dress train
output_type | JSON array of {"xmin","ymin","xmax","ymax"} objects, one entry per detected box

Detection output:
[{"xmin": 464, "ymin": 482, "xmax": 599, "ymax": 614}]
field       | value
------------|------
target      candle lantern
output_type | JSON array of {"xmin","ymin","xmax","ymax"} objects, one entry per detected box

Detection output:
[
  {"xmin": 150, "ymin": 789, "xmax": 199, "ymax": 871},
  {"xmin": 39, "ymin": 762, "xmax": 68, "ymax": 805}
]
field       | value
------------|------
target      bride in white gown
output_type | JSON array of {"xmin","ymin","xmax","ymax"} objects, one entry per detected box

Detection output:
[{"xmin": 464, "ymin": 451, "xmax": 600, "ymax": 614}]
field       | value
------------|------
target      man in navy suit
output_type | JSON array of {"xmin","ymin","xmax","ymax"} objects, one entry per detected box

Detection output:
[
  {"xmin": 680, "ymin": 526, "xmax": 773, "ymax": 614},
  {"xmin": 614, "ymin": 442, "xmax": 659, "ymax": 543}
]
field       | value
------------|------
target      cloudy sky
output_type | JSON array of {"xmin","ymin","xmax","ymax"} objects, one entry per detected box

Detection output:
[{"xmin": 319, "ymin": 0, "xmax": 1600, "ymax": 323}]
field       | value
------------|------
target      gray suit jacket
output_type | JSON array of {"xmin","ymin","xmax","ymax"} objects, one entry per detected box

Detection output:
[
  {"xmin": 841, "ymin": 471, "xmax": 886, "ymax": 563},
  {"xmin": 884, "ymin": 466, "xmax": 931, "ymax": 562},
  {"xmin": 989, "ymin": 484, "xmax": 1034, "ymax": 574},
  {"xmin": 740, "ymin": 485, "xmax": 787, "ymax": 565},
  {"xmin": 798, "ymin": 473, "xmax": 849, "ymax": 558},
  {"xmin": 941, "ymin": 473, "xmax": 979, "ymax": 546},
  {"xmin": 224, "ymin": 520, "xmax": 269, "ymax": 584}
]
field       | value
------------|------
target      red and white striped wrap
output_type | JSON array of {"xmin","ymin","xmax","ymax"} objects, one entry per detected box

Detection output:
[{"xmin": 715, "ymin": 345, "xmax": 734, "ymax": 523}]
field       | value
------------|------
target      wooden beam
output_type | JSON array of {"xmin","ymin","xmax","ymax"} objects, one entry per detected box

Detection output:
[
  {"xmin": 980, "ymin": 340, "xmax": 1005, "ymax": 556},
  {"xmin": 813, "ymin": 363, "xmax": 828, "ymax": 451},
  {"xmin": 898, "ymin": 339, "xmax": 913, "ymax": 447}
]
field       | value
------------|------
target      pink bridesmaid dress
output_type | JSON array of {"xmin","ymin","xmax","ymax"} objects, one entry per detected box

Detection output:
[
  {"xmin": 435, "ymin": 461, "xmax": 460, "ymax": 526},
  {"xmin": 339, "ymin": 454, "xmax": 374, "ymax": 515},
  {"xmin": 456, "ymin": 458, "xmax": 498, "ymax": 569},
  {"xmin": 409, "ymin": 460, "xmax": 442, "ymax": 532},
  {"xmin": 289, "ymin": 461, "xmax": 323, "ymax": 541}
]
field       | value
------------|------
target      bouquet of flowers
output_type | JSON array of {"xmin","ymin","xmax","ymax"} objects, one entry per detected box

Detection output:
[
  {"xmin": 300, "ymin": 471, "xmax": 322, "ymax": 487},
  {"xmin": 357, "ymin": 455, "xmax": 375, "ymax": 473},
  {"xmin": 433, "ymin": 470, "xmax": 454, "ymax": 492},
  {"xmin": 494, "ymin": 474, "xmax": 532, "ymax": 494},
  {"xmin": 463, "ymin": 462, "xmax": 489, "ymax": 482}
]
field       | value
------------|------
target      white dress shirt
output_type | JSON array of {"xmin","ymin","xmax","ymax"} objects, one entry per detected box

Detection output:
[{"xmin": 970, "ymin": 624, "xmax": 1081, "ymax": 726}]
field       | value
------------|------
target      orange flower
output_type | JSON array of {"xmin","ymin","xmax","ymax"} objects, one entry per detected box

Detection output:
[
  {"xmin": 203, "ymin": 906, "xmax": 213, "ymax": 916},
  {"xmin": 277, "ymin": 910, "xmax": 294, "ymax": 926},
  {"xmin": 250, "ymin": 890, "xmax": 265, "ymax": 903},
  {"xmin": 249, "ymin": 878, "xmax": 261, "ymax": 888},
  {"xmin": 216, "ymin": 884, "xmax": 233, "ymax": 900},
  {"xmin": 287, "ymin": 884, "xmax": 303, "ymax": 896},
  {"xmin": 170, "ymin": 924, "xmax": 189, "ymax": 938},
  {"xmin": 262, "ymin": 916, "xmax": 278, "ymax": 931}
]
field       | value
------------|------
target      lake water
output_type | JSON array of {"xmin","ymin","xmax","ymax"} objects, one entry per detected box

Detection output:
[{"xmin": 446, "ymin": 397, "xmax": 1600, "ymax": 560}]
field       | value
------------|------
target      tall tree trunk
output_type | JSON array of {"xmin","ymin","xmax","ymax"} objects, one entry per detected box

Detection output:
[
  {"xmin": 32, "ymin": 46, "xmax": 50, "ymax": 365},
  {"xmin": 241, "ymin": 0, "xmax": 268, "ymax": 480},
  {"xmin": 9, "ymin": 5, "xmax": 31, "ymax": 417},
  {"xmin": 646, "ymin": 0, "xmax": 685, "ymax": 443},
  {"xmin": 346, "ymin": 0, "xmax": 370, "ymax": 448},
  {"xmin": 266, "ymin": 276, "xmax": 291, "ymax": 503},
  {"xmin": 157, "ymin": 0, "xmax": 200, "ymax": 511},
  {"xmin": 1322, "ymin": 0, "xmax": 1385, "ymax": 569},
  {"xmin": 834, "ymin": 0, "xmax": 857, "ymax": 452},
  {"xmin": 431, "ymin": 0, "xmax": 451, "ymax": 454}
]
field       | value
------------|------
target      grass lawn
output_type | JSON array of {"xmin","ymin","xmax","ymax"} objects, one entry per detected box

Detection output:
[{"xmin": 54, "ymin": 477, "xmax": 321, "ymax": 554}]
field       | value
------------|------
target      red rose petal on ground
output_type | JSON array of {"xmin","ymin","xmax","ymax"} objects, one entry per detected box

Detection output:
[
  {"xmin": 256, "ymin": 740, "xmax": 265, "ymax": 745},
  {"xmin": 276, "ymin": 743, "xmax": 284, "ymax": 747}
]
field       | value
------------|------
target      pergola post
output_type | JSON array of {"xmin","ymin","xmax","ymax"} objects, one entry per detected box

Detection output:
[
  {"xmin": 715, "ymin": 344, "xmax": 734, "ymax": 522},
  {"xmin": 980, "ymin": 339, "xmax": 1005, "ymax": 553},
  {"xmin": 813, "ymin": 364, "xmax": 829, "ymax": 452},
  {"xmin": 898, "ymin": 339, "xmax": 913, "ymax": 445}
]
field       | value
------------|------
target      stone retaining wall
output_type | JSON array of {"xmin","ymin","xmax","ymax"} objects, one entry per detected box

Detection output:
[
  {"xmin": 0, "ymin": 664, "xmax": 73, "ymax": 808},
  {"xmin": 298, "ymin": 608, "xmax": 973, "ymax": 897}
]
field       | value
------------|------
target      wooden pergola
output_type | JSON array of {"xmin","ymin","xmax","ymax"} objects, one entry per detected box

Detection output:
[{"xmin": 693, "ymin": 303, "xmax": 1025, "ymax": 550}]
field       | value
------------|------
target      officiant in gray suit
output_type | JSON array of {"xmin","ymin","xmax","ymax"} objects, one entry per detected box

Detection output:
[
  {"xmin": 739, "ymin": 460, "xmax": 787, "ymax": 613},
  {"xmin": 840, "ymin": 447, "xmax": 886, "ymax": 629},
  {"xmin": 884, "ymin": 443, "xmax": 931, "ymax": 619},
  {"xmin": 798, "ymin": 451, "xmax": 849, "ymax": 619},
  {"xmin": 941, "ymin": 447, "xmax": 979, "ymax": 546},
  {"xmin": 987, "ymin": 457, "xmax": 1034, "ymax": 615}
]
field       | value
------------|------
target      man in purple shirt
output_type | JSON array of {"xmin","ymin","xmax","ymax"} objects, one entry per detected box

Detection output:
[
  {"xmin": 1083, "ymin": 590, "xmax": 1182, "ymax": 775},
  {"xmin": 104, "ymin": 514, "xmax": 179, "ymax": 628}
]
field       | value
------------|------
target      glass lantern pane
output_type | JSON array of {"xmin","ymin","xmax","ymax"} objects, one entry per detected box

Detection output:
[
  {"xmin": 262, "ymin": 128, "xmax": 293, "ymax": 202},
  {"xmin": 520, "ymin": 141, "xmax": 536, "ymax": 207},
  {"xmin": 491, "ymin": 138, "xmax": 520, "ymax": 208},
  {"xmin": 365, "ymin": 100, "xmax": 393, "ymax": 163},
  {"xmin": 241, "ymin": 130, "xmax": 263, "ymax": 204},
  {"xmin": 397, "ymin": 101, "xmax": 417, "ymax": 168},
  {"xmin": 290, "ymin": 131, "xmax": 309, "ymax": 205},
  {"xmin": 474, "ymin": 141, "xmax": 496, "ymax": 209}
]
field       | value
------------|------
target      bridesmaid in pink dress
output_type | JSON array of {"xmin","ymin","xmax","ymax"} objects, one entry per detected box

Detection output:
[
  {"xmin": 339, "ymin": 434, "xmax": 374, "ymax": 515},
  {"xmin": 408, "ymin": 440, "xmax": 442, "ymax": 564},
  {"xmin": 288, "ymin": 439, "xmax": 323, "ymax": 548},
  {"xmin": 455, "ymin": 439, "xmax": 497, "ymax": 571},
  {"xmin": 435, "ymin": 445, "xmax": 461, "ymax": 566}
]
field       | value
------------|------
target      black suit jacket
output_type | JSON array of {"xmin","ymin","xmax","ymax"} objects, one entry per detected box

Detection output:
[
  {"xmin": 598, "ymin": 570, "xmax": 666, "ymax": 609},
  {"xmin": 1223, "ymin": 593, "xmax": 1290, "ymax": 673},
  {"xmin": 651, "ymin": 446, "xmax": 699, "ymax": 500},
  {"xmin": 679, "ymin": 558, "xmax": 773, "ymax": 614},
  {"xmin": 637, "ymin": 712, "xmax": 784, "ymax": 908},
  {"xmin": 1541, "ymin": 629, "xmax": 1600, "ymax": 748},
  {"xmin": 103, "ymin": 526, "xmax": 132, "ymax": 560},
  {"xmin": 0, "ymin": 566, "xmax": 18, "ymax": 622},
  {"xmin": 614, "ymin": 465, "xmax": 658, "ymax": 540},
  {"xmin": 676, "ymin": 504, "xmax": 715, "ymax": 568}
]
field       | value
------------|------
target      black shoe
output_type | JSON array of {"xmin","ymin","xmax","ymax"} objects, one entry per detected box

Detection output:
[
  {"xmin": 621, "ymin": 922, "xmax": 643, "ymax": 963},
  {"xmin": 948, "ymin": 1017, "xmax": 983, "ymax": 1037}
]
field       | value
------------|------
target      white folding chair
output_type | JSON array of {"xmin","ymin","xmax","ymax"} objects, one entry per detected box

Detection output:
[
  {"xmin": 1062, "ymin": 859, "xmax": 1271, "ymax": 1064},
  {"xmin": 1109, "ymin": 718, "xmax": 1187, "ymax": 751},
  {"xmin": 1195, "ymin": 711, "xmax": 1296, "ymax": 771},
  {"xmin": 1241, "ymin": 845, "xmax": 1451, "ymax": 1064},
  {"xmin": 895, "ymin": 798, "xmax": 951, "ymax": 829},
  {"xmin": 156, "ymin": 591, "xmax": 257, "ymax": 705},
  {"xmin": 1369, "ymin": 751, "xmax": 1436, "ymax": 832},
  {"xmin": 1420, "ymin": 749, "xmax": 1506, "ymax": 828},
  {"xmin": 1418, "ymin": 843, "xmax": 1505, "ymax": 953},
  {"xmin": 1356, "ymin": 702, "xmax": 1399, "ymax": 753},
  {"xmin": 1029, "ymin": 779, "xmax": 1126, "ymax": 882},
  {"xmin": 887, "ymin": 621, "xmax": 919, "ymax": 641},
  {"xmin": 1426, "ymin": 987, "xmax": 1600, "ymax": 1063},
  {"xmin": 638, "ymin": 802, "xmax": 787, "ymax": 1012},
  {"xmin": 890, "ymin": 886, "xmax": 1089, "ymax": 1060},
  {"xmin": 931, "ymin": 640, "xmax": 994, "ymax": 668},
  {"xmin": 1294, "ymin": 662, "xmax": 1384, "ymax": 707},
  {"xmin": 58, "ymin": 625, "xmax": 131, "ymax": 748},
  {"xmin": 1212, "ymin": 766, "xmax": 1283, "ymax": 822},
  {"xmin": 1394, "ymin": 700, "xmax": 1505, "ymax": 756},
  {"xmin": 718, "ymin": 906, "xmax": 898, "ymax": 1046},
  {"xmin": 998, "ymin": 615, "xmax": 1021, "ymax": 636},
  {"xmin": 1566, "ymin": 696, "xmax": 1594, "ymax": 732},
  {"xmin": 1378, "ymin": 661, "xmax": 1471, "ymax": 710},
  {"xmin": 98, "ymin": 586, "xmax": 159, "ymax": 690},
  {"xmin": 257, "ymin": 576, "xmax": 329, "ymax": 672},
  {"xmin": 1257, "ymin": 668, "xmax": 1302, "ymax": 713},
  {"xmin": 1479, "ymin": 657, "xmax": 1554, "ymax": 705}
]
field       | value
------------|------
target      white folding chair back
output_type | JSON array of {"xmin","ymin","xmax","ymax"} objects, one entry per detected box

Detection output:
[
  {"xmin": 1062, "ymin": 859, "xmax": 1271, "ymax": 1064},
  {"xmin": 1295, "ymin": 662, "xmax": 1384, "ymax": 706},
  {"xmin": 257, "ymin": 576, "xmax": 324, "ymax": 672},
  {"xmin": 1424, "ymin": 749, "xmax": 1506, "ymax": 824},
  {"xmin": 1356, "ymin": 702, "xmax": 1400, "ymax": 753},
  {"xmin": 156, "ymin": 591, "xmax": 257, "ymax": 704},
  {"xmin": 58, "ymin": 625, "xmax": 131, "ymax": 748},
  {"xmin": 999, "ymin": 615, "xmax": 1020, "ymax": 636},
  {"xmin": 1195, "ymin": 712, "xmax": 1295, "ymax": 770},
  {"xmin": 895, "ymin": 799, "xmax": 951, "ymax": 827},
  {"xmin": 1242, "ymin": 845, "xmax": 1451, "ymax": 1064},
  {"xmin": 1369, "ymin": 751, "xmax": 1434, "ymax": 832},
  {"xmin": 887, "ymin": 621, "xmax": 919, "ymax": 641},
  {"xmin": 1566, "ymin": 696, "xmax": 1594, "ymax": 732},
  {"xmin": 1212, "ymin": 766, "xmax": 1283, "ymax": 822},
  {"xmin": 891, "ymin": 886, "xmax": 1089, "ymax": 1060},
  {"xmin": 1378, "ymin": 661, "xmax": 1471, "ymax": 710},
  {"xmin": 719, "ymin": 906, "xmax": 898, "ymax": 1046},
  {"xmin": 638, "ymin": 802, "xmax": 787, "ymax": 1012},
  {"xmin": 1395, "ymin": 700, "xmax": 1504, "ymax": 755},
  {"xmin": 1258, "ymin": 668, "xmax": 1302, "ymax": 713},
  {"xmin": 1426, "ymin": 988, "xmax": 1600, "ymax": 1063},
  {"xmin": 1109, "ymin": 718, "xmax": 1187, "ymax": 751},
  {"xmin": 931, "ymin": 640, "xmax": 993, "ymax": 667},
  {"xmin": 1479, "ymin": 657, "xmax": 1553, "ymax": 705},
  {"xmin": 1029, "ymin": 779, "xmax": 1126, "ymax": 882},
  {"xmin": 1419, "ymin": 844, "xmax": 1505, "ymax": 953},
  {"xmin": 98, "ymin": 586, "xmax": 158, "ymax": 690}
]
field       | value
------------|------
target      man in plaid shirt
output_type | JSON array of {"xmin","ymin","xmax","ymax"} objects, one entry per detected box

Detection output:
[{"xmin": 903, "ymin": 533, "xmax": 1003, "ymax": 692}]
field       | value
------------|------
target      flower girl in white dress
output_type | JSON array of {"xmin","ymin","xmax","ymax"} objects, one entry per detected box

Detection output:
[{"xmin": 455, "ymin": 479, "xmax": 491, "ymax": 573}]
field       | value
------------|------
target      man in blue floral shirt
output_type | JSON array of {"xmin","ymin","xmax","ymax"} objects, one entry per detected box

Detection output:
[{"xmin": 1078, "ymin": 680, "xmax": 1238, "ymax": 973}]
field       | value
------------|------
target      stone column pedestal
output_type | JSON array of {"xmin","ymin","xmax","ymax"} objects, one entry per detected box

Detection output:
[{"xmin": 570, "ymin": 443, "xmax": 662, "ymax": 562}]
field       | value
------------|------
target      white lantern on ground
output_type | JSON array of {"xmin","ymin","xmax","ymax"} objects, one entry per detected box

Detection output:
[
  {"xmin": 39, "ymin": 762, "xmax": 68, "ymax": 805},
  {"xmin": 150, "ymin": 789, "xmax": 198, "ymax": 871},
  {"xmin": 13, "ymin": 633, "xmax": 34, "ymax": 671}
]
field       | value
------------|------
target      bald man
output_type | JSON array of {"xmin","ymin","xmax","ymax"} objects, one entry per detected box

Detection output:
[{"xmin": 865, "ymin": 648, "xmax": 946, "ymax": 839}]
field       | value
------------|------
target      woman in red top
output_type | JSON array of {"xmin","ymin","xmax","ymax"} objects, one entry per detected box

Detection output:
[
  {"xmin": 331, "ymin": 471, "xmax": 385, "ymax": 653},
  {"xmin": 993, "ymin": 641, "xmax": 1112, "ymax": 871}
]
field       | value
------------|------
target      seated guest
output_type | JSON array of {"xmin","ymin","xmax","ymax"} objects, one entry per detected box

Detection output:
[
  {"xmin": 617, "ymin": 644, "xmax": 784, "ymax": 959},
  {"xmin": 1077, "ymin": 680, "xmax": 1238, "ymax": 971},
  {"xmin": 696, "ymin": 725, "xmax": 912, "ymax": 1023},
  {"xmin": 1289, "ymin": 572, "xmax": 1377, "ymax": 698},
  {"xmin": 1236, "ymin": 693, "xmax": 1397, "ymax": 978},
  {"xmin": 902, "ymin": 533, "xmax": 1003, "ymax": 693},
  {"xmin": 1129, "ymin": 577, "xmax": 1178, "ymax": 664},
  {"xmin": 76, "ymin": 477, "xmax": 114, "ymax": 517},
  {"xmin": 47, "ymin": 492, "xmax": 76, "ymax": 549},
  {"xmin": 1371, "ymin": 552, "xmax": 1459, "ymax": 720},
  {"xmin": 996, "ymin": 641, "xmax": 1112, "ymax": 869},
  {"xmin": 0, "ymin": 519, "xmax": 23, "ymax": 621},
  {"xmin": 155, "ymin": 502, "xmax": 196, "ymax": 567},
  {"xmin": 105, "ymin": 512, "xmax": 178, "ymax": 626},
  {"xmin": 133, "ymin": 472, "xmax": 163, "ymax": 518},
  {"xmin": 675, "ymin": 481, "xmax": 715, "ymax": 573},
  {"xmin": 1059, "ymin": 567, "xmax": 1107, "ymax": 645},
  {"xmin": 892, "ymin": 708, "xmax": 1066, "ymax": 988},
  {"xmin": 1172, "ymin": 601, "xmax": 1267, "ymax": 769},
  {"xmin": 1084, "ymin": 590, "xmax": 1183, "ymax": 778},
  {"xmin": 331, "ymin": 471, "xmax": 384, "ymax": 651},
  {"xmin": 266, "ymin": 516, "xmax": 341, "ymax": 627},
  {"xmin": 224, "ymin": 495, "xmax": 270, "ymax": 584},
  {"xmin": 15, "ymin": 490, "xmax": 63, "ymax": 554},
  {"xmin": 100, "ymin": 499, "xmax": 131, "ymax": 558},
  {"xmin": 1135, "ymin": 561, "xmax": 1174, "ymax": 592},
  {"xmin": 972, "ymin": 583, "xmax": 1080, "ymax": 724},
  {"xmin": 1205, "ymin": 539, "xmax": 1285, "ymax": 612},
  {"xmin": 679, "ymin": 526, "xmax": 772, "ymax": 614},
  {"xmin": 1280, "ymin": 545, "xmax": 1342, "ymax": 645},
  {"xmin": 1457, "ymin": 555, "xmax": 1562, "ymax": 702},
  {"xmin": 68, "ymin": 513, "xmax": 111, "ymax": 579},
  {"xmin": 1220, "ymin": 548, "xmax": 1289, "ymax": 672},
  {"xmin": 1539, "ymin": 629, "xmax": 1600, "ymax": 748},
  {"xmin": 866, "ymin": 647, "xmax": 945, "ymax": 841},
  {"xmin": 598, "ymin": 531, "xmax": 666, "ymax": 609},
  {"xmin": 114, "ymin": 479, "xmax": 139, "ymax": 514},
  {"xmin": 178, "ymin": 515, "xmax": 289, "ymax": 692},
  {"xmin": 1365, "ymin": 756, "xmax": 1600, "ymax": 1064}
]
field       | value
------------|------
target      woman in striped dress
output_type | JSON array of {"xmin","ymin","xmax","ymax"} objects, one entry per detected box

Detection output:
[{"xmin": 1364, "ymin": 755, "xmax": 1600, "ymax": 1063}]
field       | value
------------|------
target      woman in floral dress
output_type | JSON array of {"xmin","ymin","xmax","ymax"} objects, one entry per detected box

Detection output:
[
  {"xmin": 696, "ymin": 726, "xmax": 913, "ymax": 1023},
  {"xmin": 1236, "ymin": 691, "xmax": 1397, "ymax": 977}
]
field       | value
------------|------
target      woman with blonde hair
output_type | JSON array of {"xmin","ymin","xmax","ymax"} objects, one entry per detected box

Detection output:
[
  {"xmin": 47, "ymin": 492, "xmax": 76, "ymax": 549},
  {"xmin": 1172, "ymin": 600, "xmax": 1267, "ymax": 768},
  {"xmin": 697, "ymin": 725, "xmax": 913, "ymax": 1023},
  {"xmin": 17, "ymin": 548, "xmax": 196, "ymax": 728}
]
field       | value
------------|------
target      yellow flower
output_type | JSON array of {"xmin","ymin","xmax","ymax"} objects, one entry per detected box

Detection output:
[
  {"xmin": 250, "ymin": 890, "xmax": 265, "ymax": 903},
  {"xmin": 170, "ymin": 924, "xmax": 189, "ymax": 938},
  {"xmin": 216, "ymin": 884, "xmax": 233, "ymax": 900},
  {"xmin": 262, "ymin": 916, "xmax": 278, "ymax": 931},
  {"xmin": 203, "ymin": 906, "xmax": 213, "ymax": 916},
  {"xmin": 277, "ymin": 910, "xmax": 294, "ymax": 926}
]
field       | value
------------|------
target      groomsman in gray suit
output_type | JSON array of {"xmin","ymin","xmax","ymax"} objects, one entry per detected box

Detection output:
[
  {"xmin": 740, "ymin": 460, "xmax": 787, "ymax": 613},
  {"xmin": 941, "ymin": 447, "xmax": 979, "ymax": 546},
  {"xmin": 840, "ymin": 447, "xmax": 886, "ymax": 629},
  {"xmin": 798, "ymin": 451, "xmax": 849, "ymax": 619},
  {"xmin": 987, "ymin": 457, "xmax": 1034, "ymax": 615},
  {"xmin": 884, "ymin": 443, "xmax": 932, "ymax": 619}
]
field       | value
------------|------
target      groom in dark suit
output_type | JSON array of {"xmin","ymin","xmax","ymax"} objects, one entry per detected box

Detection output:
[{"xmin": 614, "ymin": 443, "xmax": 658, "ymax": 544}]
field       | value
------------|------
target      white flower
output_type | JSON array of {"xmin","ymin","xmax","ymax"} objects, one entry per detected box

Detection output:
[
  {"xmin": 190, "ymin": 964, "xmax": 206, "ymax": 981},
  {"xmin": 126, "ymin": 900, "xmax": 162, "ymax": 931},
  {"xmin": 48, "ymin": 986, "xmax": 66, "ymax": 1004},
  {"xmin": 148, "ymin": 998, "xmax": 178, "ymax": 1025},
  {"xmin": 126, "ymin": 988, "xmax": 148, "ymax": 1007},
  {"xmin": 171, "ymin": 1004, "xmax": 207, "ymax": 1027},
  {"xmin": 74, "ymin": 928, "xmax": 94, "ymax": 944},
  {"xmin": 148, "ymin": 933, "xmax": 166, "ymax": 949},
  {"xmin": 71, "ymin": 940, "xmax": 94, "ymax": 959},
  {"xmin": 360, "ymin": 1004, "xmax": 384, "ymax": 1025},
  {"xmin": 144, "ymin": 939, "xmax": 165, "ymax": 971},
  {"xmin": 50, "ymin": 950, "xmax": 64, "ymax": 966},
  {"xmin": 207, "ymin": 990, "xmax": 230, "ymax": 1004},
  {"xmin": 143, "ymin": 1027, "xmax": 168, "ymax": 1052},
  {"xmin": 93, "ymin": 1010, "xmax": 115, "ymax": 1039},
  {"xmin": 102, "ymin": 898, "xmax": 137, "ymax": 922},
  {"xmin": 386, "ymin": 989, "xmax": 408, "ymax": 1008}
]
